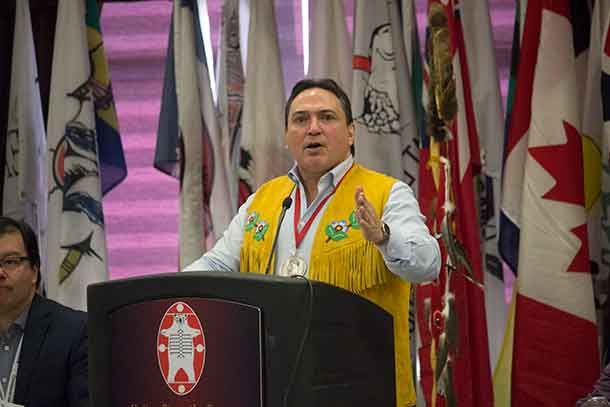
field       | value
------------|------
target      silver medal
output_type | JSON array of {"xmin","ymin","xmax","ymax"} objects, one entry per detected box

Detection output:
[{"xmin": 280, "ymin": 254, "xmax": 307, "ymax": 277}]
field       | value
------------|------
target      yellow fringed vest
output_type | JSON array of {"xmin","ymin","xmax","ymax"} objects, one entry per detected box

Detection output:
[{"xmin": 240, "ymin": 164, "xmax": 415, "ymax": 407}]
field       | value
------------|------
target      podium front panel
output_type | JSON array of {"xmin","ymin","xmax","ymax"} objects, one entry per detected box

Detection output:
[
  {"xmin": 109, "ymin": 297, "xmax": 262, "ymax": 407},
  {"xmin": 89, "ymin": 272, "xmax": 396, "ymax": 407}
]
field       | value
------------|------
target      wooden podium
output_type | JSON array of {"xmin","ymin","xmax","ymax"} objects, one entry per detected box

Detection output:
[{"xmin": 88, "ymin": 271, "xmax": 396, "ymax": 407}]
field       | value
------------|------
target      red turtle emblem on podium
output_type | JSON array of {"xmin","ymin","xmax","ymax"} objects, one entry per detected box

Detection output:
[{"xmin": 157, "ymin": 301, "xmax": 206, "ymax": 395}]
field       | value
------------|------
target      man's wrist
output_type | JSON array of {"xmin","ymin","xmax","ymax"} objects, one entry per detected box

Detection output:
[{"xmin": 373, "ymin": 222, "xmax": 390, "ymax": 245}]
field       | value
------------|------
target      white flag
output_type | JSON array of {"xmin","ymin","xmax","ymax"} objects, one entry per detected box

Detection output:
[
  {"xmin": 308, "ymin": 0, "xmax": 352, "ymax": 94},
  {"xmin": 46, "ymin": 0, "xmax": 107, "ymax": 310},
  {"xmin": 3, "ymin": 0, "xmax": 47, "ymax": 264},
  {"xmin": 173, "ymin": 0, "xmax": 232, "ymax": 267},
  {"xmin": 400, "ymin": 0, "xmax": 419, "ymax": 74},
  {"xmin": 216, "ymin": 0, "xmax": 245, "ymax": 211},
  {"xmin": 240, "ymin": 0, "xmax": 290, "ymax": 189},
  {"xmin": 459, "ymin": 0, "xmax": 507, "ymax": 372},
  {"xmin": 352, "ymin": 0, "xmax": 418, "ymax": 187},
  {"xmin": 460, "ymin": 0, "xmax": 505, "ymax": 276}
]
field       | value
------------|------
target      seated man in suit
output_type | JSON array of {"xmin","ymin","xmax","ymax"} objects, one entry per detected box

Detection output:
[{"xmin": 0, "ymin": 216, "xmax": 88, "ymax": 406}]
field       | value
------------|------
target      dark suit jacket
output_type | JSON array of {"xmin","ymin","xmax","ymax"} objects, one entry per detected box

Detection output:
[{"xmin": 13, "ymin": 294, "xmax": 88, "ymax": 407}]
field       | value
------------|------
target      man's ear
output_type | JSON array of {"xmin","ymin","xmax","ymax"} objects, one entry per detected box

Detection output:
[
  {"xmin": 348, "ymin": 122, "xmax": 355, "ymax": 146},
  {"xmin": 32, "ymin": 265, "xmax": 40, "ymax": 288}
]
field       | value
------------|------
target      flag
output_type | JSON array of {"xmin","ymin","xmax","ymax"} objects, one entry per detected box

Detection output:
[
  {"xmin": 400, "ymin": 0, "xmax": 425, "ymax": 145},
  {"xmin": 498, "ymin": 0, "xmax": 527, "ymax": 281},
  {"xmin": 240, "ymin": 0, "xmax": 290, "ymax": 189},
  {"xmin": 496, "ymin": 15, "xmax": 529, "ymax": 392},
  {"xmin": 498, "ymin": 1, "xmax": 599, "ymax": 404},
  {"xmin": 415, "ymin": 1, "xmax": 494, "ymax": 406},
  {"xmin": 459, "ymin": 0, "xmax": 504, "ymax": 281},
  {"xmin": 494, "ymin": 3, "xmax": 535, "ymax": 404},
  {"xmin": 86, "ymin": 0, "xmax": 127, "ymax": 195},
  {"xmin": 397, "ymin": 0, "xmax": 430, "ymax": 393},
  {"xmin": 2, "ymin": 0, "xmax": 47, "ymax": 274},
  {"xmin": 352, "ymin": 0, "xmax": 419, "ymax": 188},
  {"xmin": 154, "ymin": 16, "xmax": 179, "ymax": 179},
  {"xmin": 308, "ymin": 0, "xmax": 352, "ymax": 94},
  {"xmin": 46, "ymin": 0, "xmax": 108, "ymax": 310},
  {"xmin": 582, "ymin": 0, "xmax": 610, "ymax": 365},
  {"xmin": 155, "ymin": 0, "xmax": 232, "ymax": 269},
  {"xmin": 600, "ymin": 0, "xmax": 610, "ymax": 364},
  {"xmin": 216, "ymin": 0, "xmax": 246, "ymax": 211},
  {"xmin": 459, "ymin": 0, "xmax": 508, "ymax": 377}
]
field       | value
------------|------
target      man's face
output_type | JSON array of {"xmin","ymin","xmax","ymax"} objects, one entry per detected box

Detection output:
[
  {"xmin": 285, "ymin": 87, "xmax": 354, "ymax": 180},
  {"xmin": 0, "ymin": 232, "xmax": 37, "ymax": 316}
]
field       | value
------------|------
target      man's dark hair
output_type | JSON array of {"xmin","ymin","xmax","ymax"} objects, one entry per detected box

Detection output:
[
  {"xmin": 0, "ymin": 216, "xmax": 41, "ymax": 287},
  {"xmin": 285, "ymin": 78, "xmax": 355, "ymax": 154}
]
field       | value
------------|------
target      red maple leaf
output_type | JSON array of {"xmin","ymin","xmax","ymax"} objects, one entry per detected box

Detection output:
[
  {"xmin": 528, "ymin": 120, "xmax": 589, "ymax": 273},
  {"xmin": 567, "ymin": 224, "xmax": 590, "ymax": 273},
  {"xmin": 528, "ymin": 121, "xmax": 584, "ymax": 205}
]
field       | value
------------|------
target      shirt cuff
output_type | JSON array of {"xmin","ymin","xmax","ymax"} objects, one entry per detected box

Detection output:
[{"xmin": 376, "ymin": 230, "xmax": 415, "ymax": 265}]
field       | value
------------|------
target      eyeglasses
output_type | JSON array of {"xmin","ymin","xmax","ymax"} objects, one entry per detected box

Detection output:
[{"xmin": 0, "ymin": 256, "xmax": 30, "ymax": 271}]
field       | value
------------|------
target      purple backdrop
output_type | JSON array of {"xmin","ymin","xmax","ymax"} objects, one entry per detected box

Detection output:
[{"xmin": 101, "ymin": 0, "xmax": 514, "ymax": 279}]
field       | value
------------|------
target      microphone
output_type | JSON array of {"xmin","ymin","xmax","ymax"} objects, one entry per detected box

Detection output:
[{"xmin": 264, "ymin": 196, "xmax": 293, "ymax": 275}]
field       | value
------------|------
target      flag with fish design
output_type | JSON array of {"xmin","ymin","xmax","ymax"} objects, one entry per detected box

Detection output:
[{"xmin": 46, "ymin": 0, "xmax": 108, "ymax": 310}]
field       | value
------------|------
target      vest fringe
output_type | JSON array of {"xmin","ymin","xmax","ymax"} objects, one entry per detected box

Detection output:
[
  {"xmin": 240, "ymin": 250, "xmax": 267, "ymax": 275},
  {"xmin": 311, "ymin": 241, "xmax": 390, "ymax": 294}
]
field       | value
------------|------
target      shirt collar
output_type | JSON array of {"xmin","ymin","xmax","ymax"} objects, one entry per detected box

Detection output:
[
  {"xmin": 288, "ymin": 155, "xmax": 354, "ymax": 188},
  {"xmin": 0, "ymin": 302, "xmax": 29, "ymax": 339},
  {"xmin": 12, "ymin": 302, "xmax": 30, "ymax": 332}
]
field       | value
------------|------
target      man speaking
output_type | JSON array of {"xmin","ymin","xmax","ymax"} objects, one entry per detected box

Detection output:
[{"xmin": 185, "ymin": 78, "xmax": 441, "ymax": 406}]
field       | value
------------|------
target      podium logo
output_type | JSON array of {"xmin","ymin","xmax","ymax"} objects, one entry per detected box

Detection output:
[{"xmin": 157, "ymin": 301, "xmax": 206, "ymax": 396}]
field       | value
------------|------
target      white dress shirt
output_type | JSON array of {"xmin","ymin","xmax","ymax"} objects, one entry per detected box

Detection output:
[{"xmin": 185, "ymin": 156, "xmax": 441, "ymax": 283}]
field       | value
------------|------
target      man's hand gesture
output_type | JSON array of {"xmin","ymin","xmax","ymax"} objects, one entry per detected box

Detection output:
[{"xmin": 354, "ymin": 186, "xmax": 386, "ymax": 244}]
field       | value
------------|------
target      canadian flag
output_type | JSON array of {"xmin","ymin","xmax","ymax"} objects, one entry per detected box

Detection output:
[{"xmin": 503, "ymin": 1, "xmax": 600, "ymax": 405}]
